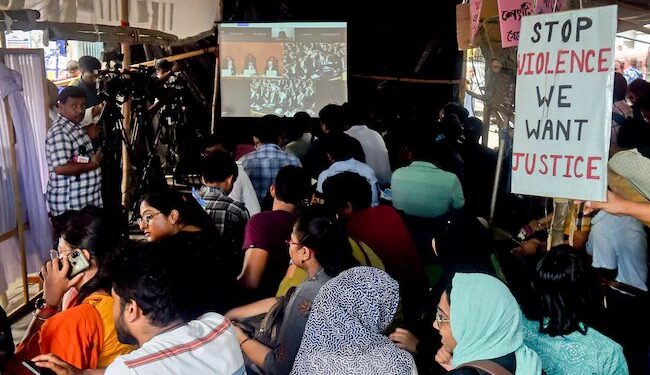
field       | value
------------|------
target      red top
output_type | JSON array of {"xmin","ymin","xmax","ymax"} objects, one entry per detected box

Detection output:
[{"xmin": 346, "ymin": 205, "xmax": 428, "ymax": 296}]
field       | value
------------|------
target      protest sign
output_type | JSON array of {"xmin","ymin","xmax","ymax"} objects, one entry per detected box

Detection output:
[
  {"xmin": 534, "ymin": 0, "xmax": 567, "ymax": 14},
  {"xmin": 511, "ymin": 5, "xmax": 617, "ymax": 201},
  {"xmin": 497, "ymin": 0, "xmax": 534, "ymax": 47},
  {"xmin": 470, "ymin": 0, "xmax": 482, "ymax": 45}
]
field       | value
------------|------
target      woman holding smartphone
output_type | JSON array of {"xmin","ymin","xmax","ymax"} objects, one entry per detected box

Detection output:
[{"xmin": 8, "ymin": 206, "xmax": 133, "ymax": 374}]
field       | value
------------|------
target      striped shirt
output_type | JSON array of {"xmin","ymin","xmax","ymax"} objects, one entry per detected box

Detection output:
[{"xmin": 104, "ymin": 313, "xmax": 245, "ymax": 375}]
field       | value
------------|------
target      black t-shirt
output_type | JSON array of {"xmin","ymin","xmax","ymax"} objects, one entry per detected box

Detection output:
[{"xmin": 461, "ymin": 143, "xmax": 498, "ymax": 217}]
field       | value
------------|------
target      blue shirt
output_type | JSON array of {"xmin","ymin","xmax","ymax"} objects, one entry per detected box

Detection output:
[
  {"xmin": 623, "ymin": 67, "xmax": 643, "ymax": 84},
  {"xmin": 316, "ymin": 158, "xmax": 379, "ymax": 206},
  {"xmin": 391, "ymin": 161, "xmax": 464, "ymax": 218},
  {"xmin": 522, "ymin": 318, "xmax": 629, "ymax": 375},
  {"xmin": 239, "ymin": 144, "xmax": 302, "ymax": 202},
  {"xmin": 586, "ymin": 211, "xmax": 648, "ymax": 291}
]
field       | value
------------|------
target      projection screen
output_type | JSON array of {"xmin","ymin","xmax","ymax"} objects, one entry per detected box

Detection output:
[{"xmin": 218, "ymin": 22, "xmax": 348, "ymax": 117}]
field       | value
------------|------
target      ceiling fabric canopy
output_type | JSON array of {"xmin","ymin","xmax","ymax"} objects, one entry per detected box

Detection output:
[{"xmin": 0, "ymin": 0, "xmax": 220, "ymax": 40}]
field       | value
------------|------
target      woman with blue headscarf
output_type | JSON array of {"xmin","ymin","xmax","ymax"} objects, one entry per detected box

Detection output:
[
  {"xmin": 434, "ymin": 273, "xmax": 543, "ymax": 375},
  {"xmin": 291, "ymin": 267, "xmax": 417, "ymax": 375}
]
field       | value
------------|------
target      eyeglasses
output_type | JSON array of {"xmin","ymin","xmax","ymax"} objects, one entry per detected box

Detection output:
[
  {"xmin": 435, "ymin": 307, "xmax": 451, "ymax": 325},
  {"xmin": 50, "ymin": 240, "xmax": 76, "ymax": 260},
  {"xmin": 50, "ymin": 248, "xmax": 69, "ymax": 261},
  {"xmin": 285, "ymin": 239, "xmax": 302, "ymax": 247},
  {"xmin": 137, "ymin": 211, "xmax": 162, "ymax": 227}
]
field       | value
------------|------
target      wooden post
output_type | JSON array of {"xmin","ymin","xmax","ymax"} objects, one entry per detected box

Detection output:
[
  {"xmin": 210, "ymin": 53, "xmax": 219, "ymax": 134},
  {"xmin": 120, "ymin": 0, "xmax": 131, "ymax": 206},
  {"xmin": 4, "ymin": 97, "xmax": 29, "ymax": 305}
]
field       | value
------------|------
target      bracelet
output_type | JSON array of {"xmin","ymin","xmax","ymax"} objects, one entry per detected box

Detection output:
[
  {"xmin": 32, "ymin": 309, "xmax": 55, "ymax": 321},
  {"xmin": 239, "ymin": 337, "xmax": 251, "ymax": 347}
]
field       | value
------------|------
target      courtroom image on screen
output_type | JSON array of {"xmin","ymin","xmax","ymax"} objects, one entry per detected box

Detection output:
[{"xmin": 218, "ymin": 22, "xmax": 348, "ymax": 117}]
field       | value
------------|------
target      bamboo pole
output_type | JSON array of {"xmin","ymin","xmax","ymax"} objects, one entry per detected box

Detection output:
[
  {"xmin": 350, "ymin": 74, "xmax": 463, "ymax": 85},
  {"xmin": 210, "ymin": 54, "xmax": 219, "ymax": 134},
  {"xmin": 4, "ymin": 97, "xmax": 29, "ymax": 305},
  {"xmin": 136, "ymin": 46, "xmax": 218, "ymax": 66},
  {"xmin": 120, "ymin": 0, "xmax": 132, "ymax": 207},
  {"xmin": 53, "ymin": 46, "xmax": 219, "ymax": 87}
]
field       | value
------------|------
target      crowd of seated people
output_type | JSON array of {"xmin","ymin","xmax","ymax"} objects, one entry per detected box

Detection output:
[
  {"xmin": 3, "ymin": 83, "xmax": 650, "ymax": 375},
  {"xmin": 249, "ymin": 79, "xmax": 317, "ymax": 117},
  {"xmin": 282, "ymin": 42, "xmax": 346, "ymax": 80}
]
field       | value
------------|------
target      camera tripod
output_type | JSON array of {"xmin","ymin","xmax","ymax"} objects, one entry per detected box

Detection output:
[{"xmin": 100, "ymin": 98, "xmax": 167, "ymax": 222}]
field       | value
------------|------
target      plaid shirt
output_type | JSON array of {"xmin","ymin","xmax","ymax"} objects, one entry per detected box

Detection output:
[
  {"xmin": 199, "ymin": 186, "xmax": 250, "ymax": 248},
  {"xmin": 239, "ymin": 144, "xmax": 302, "ymax": 201},
  {"xmin": 46, "ymin": 115, "xmax": 102, "ymax": 215}
]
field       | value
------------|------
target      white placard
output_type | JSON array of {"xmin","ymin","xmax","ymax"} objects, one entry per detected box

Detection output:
[{"xmin": 511, "ymin": 5, "xmax": 616, "ymax": 201}]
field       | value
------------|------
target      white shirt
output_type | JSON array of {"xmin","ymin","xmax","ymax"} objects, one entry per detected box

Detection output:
[
  {"xmin": 316, "ymin": 158, "xmax": 380, "ymax": 206},
  {"xmin": 587, "ymin": 211, "xmax": 648, "ymax": 291},
  {"xmin": 346, "ymin": 125, "xmax": 392, "ymax": 187},
  {"xmin": 105, "ymin": 313, "xmax": 245, "ymax": 375},
  {"xmin": 229, "ymin": 161, "xmax": 261, "ymax": 216}
]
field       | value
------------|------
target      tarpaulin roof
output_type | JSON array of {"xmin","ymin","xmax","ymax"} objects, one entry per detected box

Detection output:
[{"xmin": 0, "ymin": 0, "xmax": 221, "ymax": 44}]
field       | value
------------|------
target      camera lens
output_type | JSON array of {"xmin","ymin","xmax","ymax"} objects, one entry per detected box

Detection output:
[{"xmin": 71, "ymin": 251, "xmax": 79, "ymax": 258}]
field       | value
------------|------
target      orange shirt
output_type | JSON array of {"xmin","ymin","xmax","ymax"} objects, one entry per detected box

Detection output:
[{"xmin": 13, "ymin": 292, "xmax": 133, "ymax": 372}]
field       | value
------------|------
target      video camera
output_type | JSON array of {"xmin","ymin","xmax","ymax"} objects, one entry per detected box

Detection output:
[{"xmin": 95, "ymin": 65, "xmax": 159, "ymax": 104}]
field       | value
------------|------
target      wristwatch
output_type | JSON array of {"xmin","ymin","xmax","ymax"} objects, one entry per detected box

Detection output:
[{"xmin": 34, "ymin": 297, "xmax": 58, "ymax": 313}]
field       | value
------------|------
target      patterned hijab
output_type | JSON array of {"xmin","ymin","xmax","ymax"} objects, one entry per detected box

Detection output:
[
  {"xmin": 450, "ymin": 273, "xmax": 542, "ymax": 375},
  {"xmin": 291, "ymin": 267, "xmax": 417, "ymax": 375}
]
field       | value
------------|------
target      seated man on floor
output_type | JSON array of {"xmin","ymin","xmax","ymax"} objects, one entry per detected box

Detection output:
[
  {"xmin": 316, "ymin": 133, "xmax": 379, "ymax": 206},
  {"xmin": 239, "ymin": 115, "xmax": 301, "ymax": 203},
  {"xmin": 33, "ymin": 241, "xmax": 245, "ymax": 375},
  {"xmin": 391, "ymin": 132, "xmax": 464, "ymax": 218},
  {"xmin": 238, "ymin": 166, "xmax": 312, "ymax": 301},
  {"xmin": 203, "ymin": 133, "xmax": 261, "ymax": 216},
  {"xmin": 198, "ymin": 150, "xmax": 250, "ymax": 250}
]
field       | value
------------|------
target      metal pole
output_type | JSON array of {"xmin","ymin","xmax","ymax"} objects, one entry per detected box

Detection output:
[{"xmin": 489, "ymin": 115, "xmax": 510, "ymax": 224}]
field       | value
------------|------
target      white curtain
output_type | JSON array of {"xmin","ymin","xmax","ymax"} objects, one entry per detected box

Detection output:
[
  {"xmin": 0, "ymin": 78, "xmax": 20, "ymax": 295},
  {"xmin": 3, "ymin": 52, "xmax": 49, "ymax": 194},
  {"xmin": 0, "ymin": 63, "xmax": 51, "ymax": 298}
]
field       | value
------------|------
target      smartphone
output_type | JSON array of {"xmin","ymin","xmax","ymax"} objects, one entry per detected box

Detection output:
[
  {"xmin": 22, "ymin": 360, "xmax": 56, "ymax": 375},
  {"xmin": 67, "ymin": 249, "xmax": 90, "ymax": 279}
]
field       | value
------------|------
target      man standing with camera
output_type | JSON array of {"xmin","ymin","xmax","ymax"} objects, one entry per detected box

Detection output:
[
  {"xmin": 69, "ymin": 56, "xmax": 105, "ymax": 129},
  {"xmin": 46, "ymin": 87, "xmax": 103, "ymax": 240}
]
